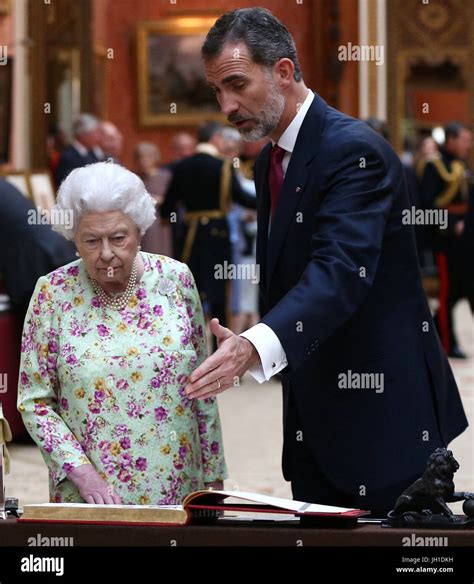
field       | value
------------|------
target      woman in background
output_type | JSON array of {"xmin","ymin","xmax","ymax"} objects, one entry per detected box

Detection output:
[{"xmin": 135, "ymin": 142, "xmax": 173, "ymax": 257}]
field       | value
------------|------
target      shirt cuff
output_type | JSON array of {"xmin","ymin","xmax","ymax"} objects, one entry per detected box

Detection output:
[{"xmin": 240, "ymin": 323, "xmax": 288, "ymax": 383}]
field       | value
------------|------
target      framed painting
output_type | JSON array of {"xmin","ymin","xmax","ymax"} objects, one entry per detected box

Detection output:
[
  {"xmin": 0, "ymin": 0, "xmax": 10, "ymax": 16},
  {"xmin": 28, "ymin": 170, "xmax": 56, "ymax": 214},
  {"xmin": 136, "ymin": 17, "xmax": 225, "ymax": 127}
]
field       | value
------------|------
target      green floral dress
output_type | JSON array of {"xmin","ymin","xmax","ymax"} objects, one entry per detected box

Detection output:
[{"xmin": 17, "ymin": 253, "xmax": 227, "ymax": 504}]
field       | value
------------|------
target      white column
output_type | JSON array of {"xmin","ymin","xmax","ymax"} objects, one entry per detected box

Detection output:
[
  {"xmin": 12, "ymin": 0, "xmax": 30, "ymax": 168},
  {"xmin": 358, "ymin": 0, "xmax": 369, "ymax": 119},
  {"xmin": 376, "ymin": 0, "xmax": 387, "ymax": 121}
]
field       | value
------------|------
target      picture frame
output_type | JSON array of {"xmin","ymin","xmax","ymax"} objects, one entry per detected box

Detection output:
[
  {"xmin": 28, "ymin": 170, "xmax": 56, "ymax": 214},
  {"xmin": 136, "ymin": 17, "xmax": 225, "ymax": 127},
  {"xmin": 0, "ymin": 0, "xmax": 10, "ymax": 16}
]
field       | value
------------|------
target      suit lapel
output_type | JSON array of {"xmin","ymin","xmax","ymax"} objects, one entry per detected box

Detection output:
[
  {"xmin": 266, "ymin": 153, "xmax": 309, "ymax": 289},
  {"xmin": 255, "ymin": 143, "xmax": 272, "ymax": 292},
  {"xmin": 265, "ymin": 93, "xmax": 328, "ymax": 293}
]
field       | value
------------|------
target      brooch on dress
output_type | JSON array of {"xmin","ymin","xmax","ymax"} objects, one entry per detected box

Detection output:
[{"xmin": 157, "ymin": 278, "xmax": 177, "ymax": 308}]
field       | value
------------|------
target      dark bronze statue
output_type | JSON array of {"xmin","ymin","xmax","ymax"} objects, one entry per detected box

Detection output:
[{"xmin": 387, "ymin": 448, "xmax": 474, "ymax": 526}]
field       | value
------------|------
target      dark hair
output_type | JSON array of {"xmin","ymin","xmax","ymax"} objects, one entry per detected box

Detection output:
[
  {"xmin": 202, "ymin": 7, "xmax": 302, "ymax": 82},
  {"xmin": 444, "ymin": 122, "xmax": 469, "ymax": 141},
  {"xmin": 197, "ymin": 121, "xmax": 222, "ymax": 144}
]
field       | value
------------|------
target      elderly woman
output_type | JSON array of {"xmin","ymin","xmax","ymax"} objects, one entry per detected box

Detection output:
[{"xmin": 17, "ymin": 161, "xmax": 227, "ymax": 505}]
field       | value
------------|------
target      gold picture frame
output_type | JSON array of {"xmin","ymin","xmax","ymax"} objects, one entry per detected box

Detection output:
[
  {"xmin": 28, "ymin": 170, "xmax": 56, "ymax": 214},
  {"xmin": 136, "ymin": 17, "xmax": 225, "ymax": 127},
  {"xmin": 1, "ymin": 169, "xmax": 56, "ymax": 213},
  {"xmin": 0, "ymin": 0, "xmax": 10, "ymax": 16},
  {"xmin": 387, "ymin": 0, "xmax": 474, "ymax": 164}
]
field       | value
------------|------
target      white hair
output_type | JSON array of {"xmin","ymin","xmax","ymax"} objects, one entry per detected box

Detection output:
[
  {"xmin": 52, "ymin": 162, "xmax": 156, "ymax": 240},
  {"xmin": 219, "ymin": 127, "xmax": 241, "ymax": 143},
  {"xmin": 73, "ymin": 113, "xmax": 100, "ymax": 136}
]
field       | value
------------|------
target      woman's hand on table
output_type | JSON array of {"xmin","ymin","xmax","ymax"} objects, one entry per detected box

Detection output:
[{"xmin": 67, "ymin": 464, "xmax": 122, "ymax": 505}]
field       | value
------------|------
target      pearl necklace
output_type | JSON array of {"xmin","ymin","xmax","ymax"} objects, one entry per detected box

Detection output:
[{"xmin": 91, "ymin": 257, "xmax": 138, "ymax": 311}]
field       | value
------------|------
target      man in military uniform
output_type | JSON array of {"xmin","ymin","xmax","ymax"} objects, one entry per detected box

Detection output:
[
  {"xmin": 419, "ymin": 122, "xmax": 473, "ymax": 358},
  {"xmin": 161, "ymin": 122, "xmax": 256, "ymax": 334}
]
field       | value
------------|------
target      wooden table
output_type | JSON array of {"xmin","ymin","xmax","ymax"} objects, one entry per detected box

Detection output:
[
  {"xmin": 2, "ymin": 518, "xmax": 473, "ymax": 581},
  {"xmin": 1, "ymin": 517, "xmax": 473, "ymax": 546}
]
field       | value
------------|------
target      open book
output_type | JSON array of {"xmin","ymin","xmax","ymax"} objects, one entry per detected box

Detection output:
[{"xmin": 19, "ymin": 490, "xmax": 368, "ymax": 526}]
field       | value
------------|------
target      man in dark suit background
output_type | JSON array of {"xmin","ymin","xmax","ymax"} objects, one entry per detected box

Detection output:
[
  {"xmin": 0, "ymin": 180, "xmax": 76, "ymax": 321},
  {"xmin": 54, "ymin": 113, "xmax": 103, "ymax": 187},
  {"xmin": 161, "ymin": 122, "xmax": 256, "ymax": 332},
  {"xmin": 184, "ymin": 8, "xmax": 468, "ymax": 516},
  {"xmin": 0, "ymin": 180, "xmax": 76, "ymax": 442}
]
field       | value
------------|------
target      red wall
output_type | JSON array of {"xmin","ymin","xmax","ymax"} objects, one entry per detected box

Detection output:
[
  {"xmin": 99, "ymin": 0, "xmax": 327, "ymax": 168},
  {"xmin": 0, "ymin": 10, "xmax": 14, "ymax": 168},
  {"xmin": 338, "ymin": 0, "xmax": 359, "ymax": 119},
  {"xmin": 411, "ymin": 90, "xmax": 469, "ymax": 126}
]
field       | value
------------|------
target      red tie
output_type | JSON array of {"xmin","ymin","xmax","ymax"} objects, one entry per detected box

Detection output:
[{"xmin": 269, "ymin": 144, "xmax": 286, "ymax": 219}]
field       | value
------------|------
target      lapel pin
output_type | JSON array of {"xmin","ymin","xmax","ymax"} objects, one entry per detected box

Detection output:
[{"xmin": 296, "ymin": 186, "xmax": 301, "ymax": 192}]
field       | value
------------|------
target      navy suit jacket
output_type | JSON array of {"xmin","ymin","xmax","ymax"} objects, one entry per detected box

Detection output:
[
  {"xmin": 54, "ymin": 144, "xmax": 98, "ymax": 187},
  {"xmin": 255, "ymin": 93, "xmax": 468, "ymax": 493},
  {"xmin": 0, "ymin": 180, "xmax": 76, "ymax": 317}
]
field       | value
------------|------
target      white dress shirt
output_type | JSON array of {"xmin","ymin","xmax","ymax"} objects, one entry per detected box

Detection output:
[{"xmin": 240, "ymin": 89, "xmax": 315, "ymax": 383}]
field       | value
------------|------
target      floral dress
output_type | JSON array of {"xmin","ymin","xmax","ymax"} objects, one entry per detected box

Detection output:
[{"xmin": 17, "ymin": 253, "xmax": 227, "ymax": 504}]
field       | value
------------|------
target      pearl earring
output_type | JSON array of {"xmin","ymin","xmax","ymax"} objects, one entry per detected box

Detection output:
[
  {"xmin": 75, "ymin": 251, "xmax": 80, "ymax": 258},
  {"xmin": 138, "ymin": 245, "xmax": 142, "ymax": 251}
]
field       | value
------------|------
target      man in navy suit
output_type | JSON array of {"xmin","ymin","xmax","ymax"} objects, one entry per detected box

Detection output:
[
  {"xmin": 185, "ymin": 8, "xmax": 468, "ymax": 515},
  {"xmin": 0, "ymin": 180, "xmax": 76, "ymax": 320},
  {"xmin": 54, "ymin": 114, "xmax": 103, "ymax": 187}
]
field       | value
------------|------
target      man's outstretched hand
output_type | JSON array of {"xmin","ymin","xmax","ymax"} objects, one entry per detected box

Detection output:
[{"xmin": 184, "ymin": 318, "xmax": 260, "ymax": 400}]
